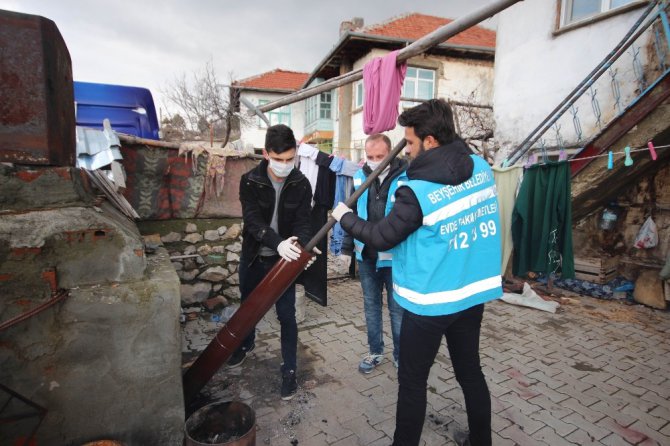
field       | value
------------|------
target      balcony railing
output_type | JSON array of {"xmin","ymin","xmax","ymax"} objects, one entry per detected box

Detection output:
[{"xmin": 506, "ymin": 0, "xmax": 669, "ymax": 166}]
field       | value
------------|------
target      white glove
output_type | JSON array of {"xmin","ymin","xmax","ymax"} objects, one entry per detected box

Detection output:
[
  {"xmin": 336, "ymin": 253, "xmax": 351, "ymax": 275},
  {"xmin": 305, "ymin": 247, "xmax": 322, "ymax": 270},
  {"xmin": 277, "ymin": 236, "xmax": 301, "ymax": 262},
  {"xmin": 331, "ymin": 202, "xmax": 353, "ymax": 222}
]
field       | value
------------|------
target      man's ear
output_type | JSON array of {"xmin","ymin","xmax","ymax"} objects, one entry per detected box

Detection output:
[
  {"xmin": 424, "ymin": 135, "xmax": 439, "ymax": 149},
  {"xmin": 262, "ymin": 149, "xmax": 270, "ymax": 161}
]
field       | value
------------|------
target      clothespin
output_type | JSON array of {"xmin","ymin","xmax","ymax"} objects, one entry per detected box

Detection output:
[
  {"xmin": 502, "ymin": 158, "xmax": 510, "ymax": 168},
  {"xmin": 624, "ymin": 146, "xmax": 634, "ymax": 166},
  {"xmin": 647, "ymin": 141, "xmax": 657, "ymax": 161},
  {"xmin": 558, "ymin": 148, "xmax": 567, "ymax": 161},
  {"xmin": 525, "ymin": 153, "xmax": 537, "ymax": 168},
  {"xmin": 607, "ymin": 151, "xmax": 613, "ymax": 170}
]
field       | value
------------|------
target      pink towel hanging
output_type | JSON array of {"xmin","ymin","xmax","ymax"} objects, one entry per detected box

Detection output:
[{"xmin": 363, "ymin": 50, "xmax": 407, "ymax": 135}]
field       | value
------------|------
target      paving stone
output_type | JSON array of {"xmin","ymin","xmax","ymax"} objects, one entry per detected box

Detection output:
[
  {"xmin": 532, "ymin": 426, "xmax": 577, "ymax": 445},
  {"xmin": 565, "ymin": 428, "xmax": 606, "ymax": 445},
  {"xmin": 529, "ymin": 409, "xmax": 577, "ymax": 437},
  {"xmin": 562, "ymin": 412, "xmax": 611, "ymax": 440},
  {"xmin": 180, "ymin": 279, "xmax": 670, "ymax": 446},
  {"xmin": 626, "ymin": 419, "xmax": 670, "ymax": 446},
  {"xmin": 499, "ymin": 423, "xmax": 544, "ymax": 446},
  {"xmin": 597, "ymin": 416, "xmax": 650, "ymax": 445}
]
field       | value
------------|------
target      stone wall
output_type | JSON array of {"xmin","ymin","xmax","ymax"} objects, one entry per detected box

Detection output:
[
  {"xmin": 139, "ymin": 218, "xmax": 309, "ymax": 323},
  {"xmin": 139, "ymin": 219, "xmax": 244, "ymax": 313}
]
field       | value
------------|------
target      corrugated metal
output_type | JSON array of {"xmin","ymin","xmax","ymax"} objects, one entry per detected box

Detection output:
[{"xmin": 0, "ymin": 10, "xmax": 75, "ymax": 166}]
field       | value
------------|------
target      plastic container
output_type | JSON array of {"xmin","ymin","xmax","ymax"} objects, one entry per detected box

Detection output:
[{"xmin": 74, "ymin": 81, "xmax": 160, "ymax": 140}]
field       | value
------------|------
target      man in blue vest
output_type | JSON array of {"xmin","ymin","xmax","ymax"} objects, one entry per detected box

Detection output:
[
  {"xmin": 332, "ymin": 99, "xmax": 502, "ymax": 446},
  {"xmin": 342, "ymin": 133, "xmax": 408, "ymax": 373}
]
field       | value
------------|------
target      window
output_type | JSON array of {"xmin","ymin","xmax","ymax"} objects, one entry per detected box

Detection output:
[
  {"xmin": 320, "ymin": 91, "xmax": 332, "ymax": 119},
  {"xmin": 258, "ymin": 99, "xmax": 290, "ymax": 128},
  {"xmin": 305, "ymin": 95, "xmax": 318, "ymax": 126},
  {"xmin": 562, "ymin": 0, "xmax": 636, "ymax": 25},
  {"xmin": 304, "ymin": 90, "xmax": 333, "ymax": 125},
  {"xmin": 354, "ymin": 81, "xmax": 364, "ymax": 109},
  {"xmin": 402, "ymin": 67, "xmax": 435, "ymax": 107}
]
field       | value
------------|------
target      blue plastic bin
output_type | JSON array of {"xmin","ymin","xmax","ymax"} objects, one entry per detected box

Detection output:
[{"xmin": 74, "ymin": 81, "xmax": 160, "ymax": 140}]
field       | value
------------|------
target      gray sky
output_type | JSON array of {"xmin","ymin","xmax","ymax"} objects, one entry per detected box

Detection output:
[{"xmin": 0, "ymin": 0, "xmax": 498, "ymax": 116}]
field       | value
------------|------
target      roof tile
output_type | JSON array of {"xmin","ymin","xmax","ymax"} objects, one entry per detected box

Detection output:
[
  {"xmin": 361, "ymin": 13, "xmax": 496, "ymax": 48},
  {"xmin": 235, "ymin": 69, "xmax": 309, "ymax": 91}
]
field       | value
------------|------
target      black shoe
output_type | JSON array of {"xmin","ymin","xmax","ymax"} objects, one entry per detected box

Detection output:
[
  {"xmin": 225, "ymin": 343, "xmax": 255, "ymax": 369},
  {"xmin": 280, "ymin": 369, "xmax": 297, "ymax": 401}
]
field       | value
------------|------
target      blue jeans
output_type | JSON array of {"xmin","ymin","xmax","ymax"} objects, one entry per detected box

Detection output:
[
  {"xmin": 238, "ymin": 255, "xmax": 297, "ymax": 372},
  {"xmin": 358, "ymin": 258, "xmax": 403, "ymax": 362}
]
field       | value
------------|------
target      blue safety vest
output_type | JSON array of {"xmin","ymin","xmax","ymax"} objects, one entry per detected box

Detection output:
[
  {"xmin": 352, "ymin": 168, "xmax": 404, "ymax": 268},
  {"xmin": 391, "ymin": 155, "xmax": 502, "ymax": 316}
]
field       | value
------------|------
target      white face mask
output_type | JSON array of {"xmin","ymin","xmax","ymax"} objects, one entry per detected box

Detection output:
[
  {"xmin": 268, "ymin": 159, "xmax": 293, "ymax": 178},
  {"xmin": 367, "ymin": 160, "xmax": 381, "ymax": 171},
  {"xmin": 367, "ymin": 160, "xmax": 390, "ymax": 175}
]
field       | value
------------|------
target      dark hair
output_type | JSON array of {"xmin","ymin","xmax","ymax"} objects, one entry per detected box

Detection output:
[
  {"xmin": 398, "ymin": 99, "xmax": 457, "ymax": 145},
  {"xmin": 265, "ymin": 124, "xmax": 296, "ymax": 154},
  {"xmin": 365, "ymin": 133, "xmax": 392, "ymax": 150}
]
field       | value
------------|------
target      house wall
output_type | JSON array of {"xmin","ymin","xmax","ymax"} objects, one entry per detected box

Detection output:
[
  {"xmin": 340, "ymin": 48, "xmax": 494, "ymax": 162},
  {"xmin": 239, "ymin": 91, "xmax": 306, "ymax": 150},
  {"xmin": 493, "ymin": 0, "xmax": 651, "ymax": 159}
]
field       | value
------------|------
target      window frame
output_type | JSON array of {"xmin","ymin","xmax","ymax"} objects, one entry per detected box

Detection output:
[
  {"xmin": 559, "ymin": 0, "xmax": 643, "ymax": 28},
  {"xmin": 319, "ymin": 91, "xmax": 332, "ymax": 119},
  {"xmin": 354, "ymin": 81, "xmax": 364, "ymax": 109},
  {"xmin": 401, "ymin": 67, "xmax": 436, "ymax": 108}
]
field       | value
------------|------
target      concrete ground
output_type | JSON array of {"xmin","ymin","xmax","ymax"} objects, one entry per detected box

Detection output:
[{"xmin": 182, "ymin": 275, "xmax": 670, "ymax": 445}]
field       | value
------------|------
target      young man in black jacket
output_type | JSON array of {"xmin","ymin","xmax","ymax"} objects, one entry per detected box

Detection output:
[{"xmin": 228, "ymin": 124, "xmax": 316, "ymax": 401}]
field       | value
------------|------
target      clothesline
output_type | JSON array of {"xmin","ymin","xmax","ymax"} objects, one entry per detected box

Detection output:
[
  {"xmin": 511, "ymin": 142, "xmax": 669, "ymax": 168},
  {"xmin": 562, "ymin": 143, "xmax": 670, "ymax": 162}
]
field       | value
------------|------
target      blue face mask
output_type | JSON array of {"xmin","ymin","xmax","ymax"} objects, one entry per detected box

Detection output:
[{"xmin": 269, "ymin": 159, "xmax": 294, "ymax": 178}]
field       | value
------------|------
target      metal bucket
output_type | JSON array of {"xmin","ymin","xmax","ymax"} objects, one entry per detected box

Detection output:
[{"xmin": 185, "ymin": 401, "xmax": 256, "ymax": 446}]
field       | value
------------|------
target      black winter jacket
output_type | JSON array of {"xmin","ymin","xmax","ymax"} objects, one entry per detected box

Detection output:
[
  {"xmin": 340, "ymin": 139, "xmax": 475, "ymax": 251},
  {"xmin": 341, "ymin": 157, "xmax": 408, "ymax": 259},
  {"xmin": 240, "ymin": 160, "xmax": 313, "ymax": 263}
]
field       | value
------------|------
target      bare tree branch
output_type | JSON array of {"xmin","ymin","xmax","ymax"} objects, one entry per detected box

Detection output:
[{"xmin": 161, "ymin": 60, "xmax": 251, "ymax": 144}]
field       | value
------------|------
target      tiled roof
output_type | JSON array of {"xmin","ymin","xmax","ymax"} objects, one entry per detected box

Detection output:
[
  {"xmin": 235, "ymin": 69, "xmax": 310, "ymax": 91},
  {"xmin": 361, "ymin": 12, "xmax": 496, "ymax": 48}
]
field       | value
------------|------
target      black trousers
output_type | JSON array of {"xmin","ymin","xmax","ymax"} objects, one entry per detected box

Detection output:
[{"xmin": 392, "ymin": 304, "xmax": 491, "ymax": 446}]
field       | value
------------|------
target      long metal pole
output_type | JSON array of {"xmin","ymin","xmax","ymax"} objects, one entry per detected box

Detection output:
[{"xmin": 256, "ymin": 0, "xmax": 523, "ymax": 114}]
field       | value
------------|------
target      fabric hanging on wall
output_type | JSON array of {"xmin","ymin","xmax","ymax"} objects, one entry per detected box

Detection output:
[
  {"xmin": 297, "ymin": 152, "xmax": 335, "ymax": 306},
  {"xmin": 329, "ymin": 157, "xmax": 354, "ymax": 255},
  {"xmin": 314, "ymin": 151, "xmax": 336, "ymax": 208},
  {"xmin": 492, "ymin": 165, "xmax": 524, "ymax": 276},
  {"xmin": 298, "ymin": 204, "xmax": 329, "ymax": 306},
  {"xmin": 512, "ymin": 161, "xmax": 575, "ymax": 279},
  {"xmin": 363, "ymin": 50, "xmax": 407, "ymax": 135},
  {"xmin": 298, "ymin": 143, "xmax": 320, "ymax": 195}
]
